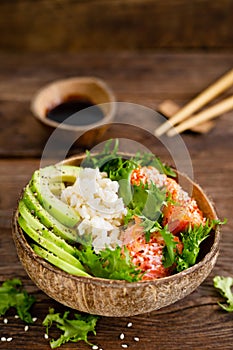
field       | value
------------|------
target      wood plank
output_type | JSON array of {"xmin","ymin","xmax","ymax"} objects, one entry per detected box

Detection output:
[
  {"xmin": 0, "ymin": 0, "xmax": 233, "ymax": 52},
  {"xmin": 0, "ymin": 159, "xmax": 40, "ymax": 213},
  {"xmin": 0, "ymin": 52, "xmax": 233, "ymax": 157}
]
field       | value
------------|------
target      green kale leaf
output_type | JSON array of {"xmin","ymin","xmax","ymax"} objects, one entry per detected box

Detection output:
[
  {"xmin": 43, "ymin": 308, "xmax": 99, "ymax": 349},
  {"xmin": 0, "ymin": 278, "xmax": 35, "ymax": 323},
  {"xmin": 76, "ymin": 245, "xmax": 143, "ymax": 282},
  {"xmin": 213, "ymin": 276, "xmax": 233, "ymax": 312}
]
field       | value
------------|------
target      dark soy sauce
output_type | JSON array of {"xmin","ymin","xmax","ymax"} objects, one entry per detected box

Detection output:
[{"xmin": 46, "ymin": 96, "xmax": 105, "ymax": 126}]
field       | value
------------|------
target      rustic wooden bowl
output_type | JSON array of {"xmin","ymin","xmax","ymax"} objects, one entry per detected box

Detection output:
[
  {"xmin": 31, "ymin": 77, "xmax": 116, "ymax": 147},
  {"xmin": 12, "ymin": 154, "xmax": 220, "ymax": 317}
]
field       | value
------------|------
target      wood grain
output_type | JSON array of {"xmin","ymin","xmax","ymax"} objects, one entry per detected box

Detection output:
[
  {"xmin": 0, "ymin": 0, "xmax": 233, "ymax": 52},
  {"xmin": 0, "ymin": 52, "xmax": 233, "ymax": 349},
  {"xmin": 0, "ymin": 52, "xmax": 233, "ymax": 158}
]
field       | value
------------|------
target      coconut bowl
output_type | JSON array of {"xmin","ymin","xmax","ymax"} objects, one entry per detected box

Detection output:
[{"xmin": 12, "ymin": 154, "xmax": 220, "ymax": 317}]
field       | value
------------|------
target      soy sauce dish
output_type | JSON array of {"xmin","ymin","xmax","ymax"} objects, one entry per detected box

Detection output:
[
  {"xmin": 12, "ymin": 143, "xmax": 221, "ymax": 317},
  {"xmin": 31, "ymin": 77, "xmax": 116, "ymax": 147}
]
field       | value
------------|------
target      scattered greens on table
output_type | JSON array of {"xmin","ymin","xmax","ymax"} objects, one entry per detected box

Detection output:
[
  {"xmin": 213, "ymin": 275, "xmax": 233, "ymax": 312},
  {"xmin": 0, "ymin": 278, "xmax": 99, "ymax": 348},
  {"xmin": 43, "ymin": 308, "xmax": 99, "ymax": 349},
  {"xmin": 0, "ymin": 278, "xmax": 35, "ymax": 323}
]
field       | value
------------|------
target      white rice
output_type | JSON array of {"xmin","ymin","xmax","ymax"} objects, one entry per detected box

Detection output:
[{"xmin": 61, "ymin": 168, "xmax": 127, "ymax": 252}]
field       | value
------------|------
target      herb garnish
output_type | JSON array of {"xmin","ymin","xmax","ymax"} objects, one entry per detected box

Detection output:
[
  {"xmin": 83, "ymin": 138, "xmax": 176, "ymax": 178},
  {"xmin": 176, "ymin": 220, "xmax": 213, "ymax": 272},
  {"xmin": 132, "ymin": 151, "xmax": 176, "ymax": 177},
  {"xmin": 82, "ymin": 139, "xmax": 119, "ymax": 169},
  {"xmin": 160, "ymin": 219, "xmax": 226, "ymax": 272}
]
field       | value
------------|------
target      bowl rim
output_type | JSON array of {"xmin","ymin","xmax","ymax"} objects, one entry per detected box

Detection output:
[
  {"xmin": 12, "ymin": 152, "xmax": 221, "ymax": 288},
  {"xmin": 30, "ymin": 76, "xmax": 116, "ymax": 131}
]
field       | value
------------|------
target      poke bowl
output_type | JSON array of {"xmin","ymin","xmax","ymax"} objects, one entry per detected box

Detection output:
[{"xmin": 12, "ymin": 142, "xmax": 221, "ymax": 317}]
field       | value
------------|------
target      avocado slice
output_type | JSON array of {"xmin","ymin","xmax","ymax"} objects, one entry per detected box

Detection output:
[
  {"xmin": 29, "ymin": 165, "xmax": 80, "ymax": 227},
  {"xmin": 49, "ymin": 181, "xmax": 65, "ymax": 196},
  {"xmin": 18, "ymin": 213, "xmax": 88, "ymax": 274},
  {"xmin": 22, "ymin": 185, "xmax": 78, "ymax": 243},
  {"xmin": 18, "ymin": 200, "xmax": 77, "ymax": 257},
  {"xmin": 31, "ymin": 243, "xmax": 91, "ymax": 277}
]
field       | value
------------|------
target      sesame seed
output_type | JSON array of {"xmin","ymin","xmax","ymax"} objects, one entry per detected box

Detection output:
[
  {"xmin": 127, "ymin": 322, "xmax": 132, "ymax": 328},
  {"xmin": 134, "ymin": 337, "xmax": 139, "ymax": 342},
  {"xmin": 120, "ymin": 333, "xmax": 125, "ymax": 340},
  {"xmin": 1, "ymin": 337, "xmax": 7, "ymax": 342},
  {"xmin": 32, "ymin": 317, "xmax": 38, "ymax": 323},
  {"xmin": 3, "ymin": 318, "xmax": 8, "ymax": 324},
  {"xmin": 14, "ymin": 315, "xmax": 19, "ymax": 319},
  {"xmin": 92, "ymin": 346, "xmax": 99, "ymax": 350},
  {"xmin": 121, "ymin": 345, "xmax": 128, "ymax": 349},
  {"xmin": 7, "ymin": 337, "xmax": 13, "ymax": 342},
  {"xmin": 44, "ymin": 333, "xmax": 49, "ymax": 339},
  {"xmin": 24, "ymin": 325, "xmax": 29, "ymax": 332}
]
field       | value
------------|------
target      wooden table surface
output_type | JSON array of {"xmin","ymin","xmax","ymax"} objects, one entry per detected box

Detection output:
[{"xmin": 0, "ymin": 52, "xmax": 233, "ymax": 349}]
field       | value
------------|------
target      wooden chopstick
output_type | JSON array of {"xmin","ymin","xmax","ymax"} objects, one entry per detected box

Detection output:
[
  {"xmin": 155, "ymin": 68, "xmax": 233, "ymax": 136},
  {"xmin": 158, "ymin": 99, "xmax": 215, "ymax": 133},
  {"xmin": 167, "ymin": 95, "xmax": 233, "ymax": 136}
]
